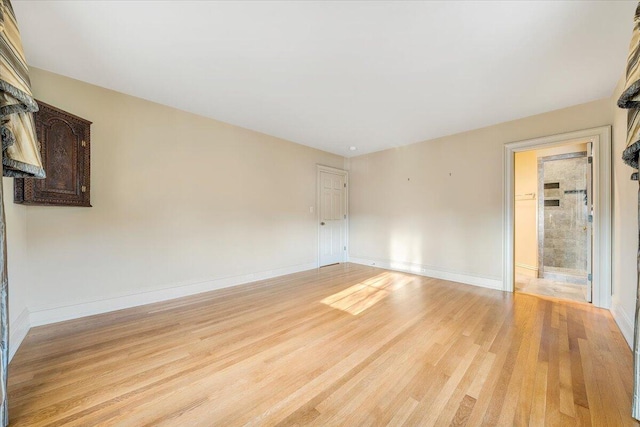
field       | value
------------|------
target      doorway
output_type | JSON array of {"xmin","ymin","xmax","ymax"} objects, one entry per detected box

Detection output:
[
  {"xmin": 514, "ymin": 145, "xmax": 592, "ymax": 303},
  {"xmin": 503, "ymin": 126, "xmax": 612, "ymax": 309},
  {"xmin": 317, "ymin": 165, "xmax": 348, "ymax": 267}
]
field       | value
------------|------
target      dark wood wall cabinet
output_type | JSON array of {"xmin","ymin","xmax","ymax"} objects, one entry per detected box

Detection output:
[{"xmin": 14, "ymin": 100, "xmax": 92, "ymax": 207}]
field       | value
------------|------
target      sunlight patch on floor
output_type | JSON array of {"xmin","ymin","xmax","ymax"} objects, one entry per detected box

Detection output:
[{"xmin": 321, "ymin": 271, "xmax": 412, "ymax": 315}]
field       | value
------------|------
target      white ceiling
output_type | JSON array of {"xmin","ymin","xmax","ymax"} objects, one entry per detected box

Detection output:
[{"xmin": 12, "ymin": 1, "xmax": 636, "ymax": 157}]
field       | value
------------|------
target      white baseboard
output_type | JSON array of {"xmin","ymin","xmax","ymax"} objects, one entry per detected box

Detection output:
[
  {"xmin": 349, "ymin": 257, "xmax": 503, "ymax": 291},
  {"xmin": 611, "ymin": 300, "xmax": 634, "ymax": 349},
  {"xmin": 9, "ymin": 307, "xmax": 30, "ymax": 362},
  {"xmin": 515, "ymin": 263, "xmax": 538, "ymax": 278},
  {"xmin": 515, "ymin": 263, "xmax": 538, "ymax": 271},
  {"xmin": 29, "ymin": 262, "xmax": 317, "ymax": 327}
]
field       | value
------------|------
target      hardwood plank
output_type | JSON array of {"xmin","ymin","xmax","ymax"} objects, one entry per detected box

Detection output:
[
  {"xmin": 545, "ymin": 302, "xmax": 563, "ymax": 426},
  {"xmin": 558, "ymin": 305, "xmax": 576, "ymax": 418},
  {"xmin": 385, "ymin": 397, "xmax": 418, "ymax": 426},
  {"xmin": 530, "ymin": 360, "xmax": 549, "ymax": 426},
  {"xmin": 6, "ymin": 263, "xmax": 637, "ymax": 426},
  {"xmin": 513, "ymin": 296, "xmax": 545, "ymax": 425},
  {"xmin": 450, "ymin": 394, "xmax": 476, "ymax": 427}
]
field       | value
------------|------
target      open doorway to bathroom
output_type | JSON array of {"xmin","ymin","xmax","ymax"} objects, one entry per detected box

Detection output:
[{"xmin": 514, "ymin": 142, "xmax": 592, "ymax": 303}]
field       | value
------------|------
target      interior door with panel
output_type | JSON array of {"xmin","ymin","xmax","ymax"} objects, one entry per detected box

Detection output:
[{"xmin": 318, "ymin": 168, "xmax": 347, "ymax": 267}]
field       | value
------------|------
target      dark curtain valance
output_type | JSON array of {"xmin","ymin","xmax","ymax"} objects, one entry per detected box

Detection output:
[
  {"xmin": 0, "ymin": 0, "xmax": 45, "ymax": 424},
  {"xmin": 0, "ymin": 0, "xmax": 44, "ymax": 178},
  {"xmin": 621, "ymin": 4, "xmax": 640, "ymax": 170}
]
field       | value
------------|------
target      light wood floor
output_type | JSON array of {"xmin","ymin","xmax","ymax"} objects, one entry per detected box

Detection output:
[{"xmin": 8, "ymin": 263, "xmax": 637, "ymax": 426}]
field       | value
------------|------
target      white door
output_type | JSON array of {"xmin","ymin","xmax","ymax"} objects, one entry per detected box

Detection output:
[{"xmin": 318, "ymin": 169, "xmax": 347, "ymax": 267}]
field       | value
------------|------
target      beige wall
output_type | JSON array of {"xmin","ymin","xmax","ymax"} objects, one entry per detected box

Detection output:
[
  {"xmin": 349, "ymin": 98, "xmax": 613, "ymax": 285},
  {"xmin": 5, "ymin": 67, "xmax": 637, "ymax": 350},
  {"xmin": 536, "ymin": 143, "xmax": 589, "ymax": 158},
  {"xmin": 612, "ymin": 74, "xmax": 638, "ymax": 345},
  {"xmin": 3, "ymin": 178, "xmax": 29, "ymax": 357},
  {"xmin": 514, "ymin": 150, "xmax": 537, "ymax": 277},
  {"xmin": 20, "ymin": 68, "xmax": 343, "ymax": 323}
]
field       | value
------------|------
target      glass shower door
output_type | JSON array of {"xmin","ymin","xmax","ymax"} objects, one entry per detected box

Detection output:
[{"xmin": 540, "ymin": 151, "xmax": 592, "ymax": 302}]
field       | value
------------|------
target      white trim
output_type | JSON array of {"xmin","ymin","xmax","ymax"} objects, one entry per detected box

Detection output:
[
  {"xmin": 350, "ymin": 257, "xmax": 503, "ymax": 291},
  {"xmin": 317, "ymin": 165, "xmax": 349, "ymax": 267},
  {"xmin": 29, "ymin": 262, "xmax": 316, "ymax": 327},
  {"xmin": 503, "ymin": 126, "xmax": 612, "ymax": 308},
  {"xmin": 9, "ymin": 307, "xmax": 30, "ymax": 362},
  {"xmin": 611, "ymin": 300, "xmax": 634, "ymax": 349}
]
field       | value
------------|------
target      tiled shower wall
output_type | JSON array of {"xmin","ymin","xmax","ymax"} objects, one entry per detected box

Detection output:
[{"xmin": 541, "ymin": 156, "xmax": 588, "ymax": 272}]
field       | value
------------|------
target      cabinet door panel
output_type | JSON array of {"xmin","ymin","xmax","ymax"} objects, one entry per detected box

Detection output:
[{"xmin": 14, "ymin": 101, "xmax": 91, "ymax": 207}]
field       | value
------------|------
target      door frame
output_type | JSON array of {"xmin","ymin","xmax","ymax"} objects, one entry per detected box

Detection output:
[
  {"xmin": 503, "ymin": 126, "xmax": 612, "ymax": 308},
  {"xmin": 317, "ymin": 165, "xmax": 349, "ymax": 267}
]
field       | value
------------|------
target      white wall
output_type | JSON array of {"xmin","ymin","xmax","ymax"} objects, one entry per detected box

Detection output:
[
  {"xmin": 20, "ymin": 68, "xmax": 344, "ymax": 326},
  {"xmin": 349, "ymin": 98, "xmax": 613, "ymax": 290}
]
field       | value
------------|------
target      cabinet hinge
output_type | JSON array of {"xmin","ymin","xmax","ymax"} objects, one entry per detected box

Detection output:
[
  {"xmin": 587, "ymin": 273, "xmax": 592, "ymax": 281},
  {"xmin": 344, "ymin": 183, "xmax": 346, "ymax": 188},
  {"xmin": 588, "ymin": 214, "xmax": 593, "ymax": 223},
  {"xmin": 81, "ymin": 140, "xmax": 87, "ymax": 148},
  {"xmin": 588, "ymin": 156, "xmax": 592, "ymax": 164},
  {"xmin": 81, "ymin": 185, "xmax": 87, "ymax": 193}
]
